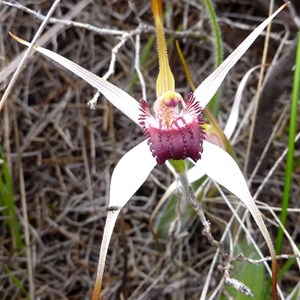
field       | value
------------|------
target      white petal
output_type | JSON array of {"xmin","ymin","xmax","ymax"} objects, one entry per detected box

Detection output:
[
  {"xmin": 194, "ymin": 4, "xmax": 287, "ymax": 108},
  {"xmin": 94, "ymin": 140, "xmax": 156, "ymax": 297},
  {"xmin": 186, "ymin": 162, "xmax": 206, "ymax": 184},
  {"xmin": 198, "ymin": 140, "xmax": 276, "ymax": 257},
  {"xmin": 13, "ymin": 35, "xmax": 140, "ymax": 124},
  {"xmin": 224, "ymin": 65, "xmax": 260, "ymax": 139},
  {"xmin": 109, "ymin": 140, "xmax": 157, "ymax": 207}
]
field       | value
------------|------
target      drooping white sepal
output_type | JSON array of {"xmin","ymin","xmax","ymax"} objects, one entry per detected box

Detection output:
[
  {"xmin": 109, "ymin": 140, "xmax": 157, "ymax": 207},
  {"xmin": 224, "ymin": 65, "xmax": 260, "ymax": 139},
  {"xmin": 196, "ymin": 140, "xmax": 276, "ymax": 259}
]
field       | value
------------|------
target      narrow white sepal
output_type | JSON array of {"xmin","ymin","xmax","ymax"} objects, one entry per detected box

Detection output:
[
  {"xmin": 194, "ymin": 4, "xmax": 286, "ymax": 109},
  {"xmin": 94, "ymin": 210, "xmax": 120, "ymax": 298},
  {"xmin": 109, "ymin": 140, "xmax": 157, "ymax": 207},
  {"xmin": 224, "ymin": 65, "xmax": 260, "ymax": 139},
  {"xmin": 14, "ymin": 35, "xmax": 140, "ymax": 125},
  {"xmin": 198, "ymin": 140, "xmax": 276, "ymax": 258}
]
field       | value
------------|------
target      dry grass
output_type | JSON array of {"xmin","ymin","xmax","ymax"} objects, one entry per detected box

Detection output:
[{"xmin": 0, "ymin": 1, "xmax": 299, "ymax": 299}]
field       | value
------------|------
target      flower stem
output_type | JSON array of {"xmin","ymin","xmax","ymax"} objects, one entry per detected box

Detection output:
[{"xmin": 168, "ymin": 159, "xmax": 186, "ymax": 174}]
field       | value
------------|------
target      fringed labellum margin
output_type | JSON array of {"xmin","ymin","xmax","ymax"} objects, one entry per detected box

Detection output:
[{"xmin": 139, "ymin": 91, "xmax": 205, "ymax": 164}]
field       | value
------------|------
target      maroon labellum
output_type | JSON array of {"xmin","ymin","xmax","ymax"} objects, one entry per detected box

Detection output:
[{"xmin": 139, "ymin": 92, "xmax": 205, "ymax": 164}]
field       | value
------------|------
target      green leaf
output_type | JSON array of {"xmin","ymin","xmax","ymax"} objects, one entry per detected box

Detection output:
[
  {"xmin": 154, "ymin": 194, "xmax": 195, "ymax": 239},
  {"xmin": 226, "ymin": 239, "xmax": 265, "ymax": 299}
]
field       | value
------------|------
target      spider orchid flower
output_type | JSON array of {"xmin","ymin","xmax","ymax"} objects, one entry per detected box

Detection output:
[{"xmin": 13, "ymin": 2, "xmax": 287, "ymax": 299}]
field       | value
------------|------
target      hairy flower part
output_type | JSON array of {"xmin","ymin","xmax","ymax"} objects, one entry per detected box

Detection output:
[
  {"xmin": 153, "ymin": 91, "xmax": 181, "ymax": 125},
  {"xmin": 139, "ymin": 92, "xmax": 205, "ymax": 164}
]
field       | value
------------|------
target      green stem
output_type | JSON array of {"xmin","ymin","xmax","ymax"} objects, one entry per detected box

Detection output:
[
  {"xmin": 168, "ymin": 159, "xmax": 186, "ymax": 174},
  {"xmin": 275, "ymin": 31, "xmax": 300, "ymax": 254}
]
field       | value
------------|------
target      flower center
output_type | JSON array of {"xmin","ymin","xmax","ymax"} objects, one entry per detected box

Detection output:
[
  {"xmin": 139, "ymin": 92, "xmax": 205, "ymax": 164},
  {"xmin": 153, "ymin": 91, "xmax": 182, "ymax": 127}
]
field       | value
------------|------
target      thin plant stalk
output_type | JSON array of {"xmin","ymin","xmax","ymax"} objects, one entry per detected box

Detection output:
[{"xmin": 275, "ymin": 30, "xmax": 300, "ymax": 253}]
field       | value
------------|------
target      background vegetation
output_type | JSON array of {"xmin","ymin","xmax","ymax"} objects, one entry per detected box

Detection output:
[{"xmin": 0, "ymin": 0, "xmax": 299, "ymax": 299}]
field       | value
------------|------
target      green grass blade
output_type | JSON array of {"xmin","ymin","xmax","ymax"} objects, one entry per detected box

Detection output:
[
  {"xmin": 278, "ymin": 257, "xmax": 297, "ymax": 280},
  {"xmin": 4, "ymin": 265, "xmax": 30, "ymax": 299},
  {"xmin": 224, "ymin": 239, "xmax": 265, "ymax": 299},
  {"xmin": 275, "ymin": 31, "xmax": 300, "ymax": 254},
  {"xmin": 0, "ymin": 147, "xmax": 24, "ymax": 251}
]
